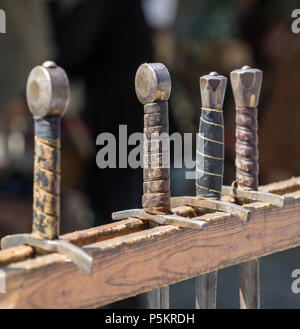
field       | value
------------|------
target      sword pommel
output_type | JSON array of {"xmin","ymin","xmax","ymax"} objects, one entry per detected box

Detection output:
[
  {"xmin": 135, "ymin": 63, "xmax": 171, "ymax": 105},
  {"xmin": 200, "ymin": 71, "xmax": 227, "ymax": 109},
  {"xmin": 230, "ymin": 65, "xmax": 262, "ymax": 108},
  {"xmin": 26, "ymin": 61, "xmax": 70, "ymax": 118}
]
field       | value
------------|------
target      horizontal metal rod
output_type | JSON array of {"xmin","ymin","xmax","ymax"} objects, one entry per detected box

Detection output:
[
  {"xmin": 112, "ymin": 209, "xmax": 207, "ymax": 230},
  {"xmin": 222, "ymin": 185, "xmax": 290, "ymax": 207},
  {"xmin": 170, "ymin": 196, "xmax": 250, "ymax": 222}
]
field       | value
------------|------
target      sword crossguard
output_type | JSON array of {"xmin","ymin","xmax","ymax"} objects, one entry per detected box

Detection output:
[
  {"xmin": 222, "ymin": 185, "xmax": 292, "ymax": 208},
  {"xmin": 112, "ymin": 209, "xmax": 207, "ymax": 230},
  {"xmin": 1, "ymin": 234, "xmax": 93, "ymax": 275},
  {"xmin": 170, "ymin": 197, "xmax": 251, "ymax": 222}
]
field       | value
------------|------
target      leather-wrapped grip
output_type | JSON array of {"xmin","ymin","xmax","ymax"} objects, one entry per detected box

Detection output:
[
  {"xmin": 196, "ymin": 72, "xmax": 226, "ymax": 200},
  {"xmin": 230, "ymin": 65, "xmax": 262, "ymax": 191},
  {"xmin": 143, "ymin": 102, "xmax": 171, "ymax": 214},
  {"xmin": 235, "ymin": 106, "xmax": 258, "ymax": 190},
  {"xmin": 196, "ymin": 108, "xmax": 224, "ymax": 200}
]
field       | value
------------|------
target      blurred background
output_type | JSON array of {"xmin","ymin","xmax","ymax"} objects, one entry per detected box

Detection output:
[{"xmin": 0, "ymin": 0, "xmax": 300, "ymax": 308}]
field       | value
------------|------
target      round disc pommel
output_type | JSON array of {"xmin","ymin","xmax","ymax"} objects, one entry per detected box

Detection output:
[
  {"xmin": 200, "ymin": 72, "xmax": 227, "ymax": 109},
  {"xmin": 26, "ymin": 61, "xmax": 70, "ymax": 118},
  {"xmin": 230, "ymin": 65, "xmax": 262, "ymax": 108},
  {"xmin": 135, "ymin": 63, "xmax": 171, "ymax": 105}
]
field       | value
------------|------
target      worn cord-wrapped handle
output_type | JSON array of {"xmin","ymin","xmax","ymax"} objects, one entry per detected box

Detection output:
[
  {"xmin": 235, "ymin": 106, "xmax": 258, "ymax": 190},
  {"xmin": 196, "ymin": 72, "xmax": 227, "ymax": 200},
  {"xmin": 231, "ymin": 65, "xmax": 262, "ymax": 191},
  {"xmin": 26, "ymin": 61, "xmax": 70, "ymax": 240},
  {"xmin": 33, "ymin": 116, "xmax": 61, "ymax": 240},
  {"xmin": 135, "ymin": 63, "xmax": 171, "ymax": 215}
]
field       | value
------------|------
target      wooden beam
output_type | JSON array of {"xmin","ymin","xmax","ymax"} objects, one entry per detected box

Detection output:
[
  {"xmin": 239, "ymin": 259, "xmax": 260, "ymax": 309},
  {"xmin": 0, "ymin": 218, "xmax": 146, "ymax": 267},
  {"xmin": 0, "ymin": 207, "xmax": 193, "ymax": 267},
  {"xmin": 195, "ymin": 272, "xmax": 217, "ymax": 309},
  {"xmin": 0, "ymin": 246, "xmax": 33, "ymax": 268},
  {"xmin": 146, "ymin": 287, "xmax": 169, "ymax": 309},
  {"xmin": 1, "ymin": 177, "xmax": 300, "ymax": 308}
]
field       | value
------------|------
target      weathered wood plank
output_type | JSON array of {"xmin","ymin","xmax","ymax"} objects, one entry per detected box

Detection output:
[
  {"xmin": 1, "ymin": 179, "xmax": 300, "ymax": 308},
  {"xmin": 0, "ymin": 207, "xmax": 194, "ymax": 267},
  {"xmin": 0, "ymin": 218, "xmax": 146, "ymax": 267},
  {"xmin": 195, "ymin": 271, "xmax": 217, "ymax": 309},
  {"xmin": 61, "ymin": 218, "xmax": 146, "ymax": 247},
  {"xmin": 146, "ymin": 287, "xmax": 169, "ymax": 309},
  {"xmin": 145, "ymin": 207, "xmax": 194, "ymax": 309},
  {"xmin": 0, "ymin": 246, "xmax": 34, "ymax": 268},
  {"xmin": 259, "ymin": 176, "xmax": 300, "ymax": 194},
  {"xmin": 239, "ymin": 259, "xmax": 260, "ymax": 309}
]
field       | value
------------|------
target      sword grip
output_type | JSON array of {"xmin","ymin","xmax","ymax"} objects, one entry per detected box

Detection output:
[
  {"xmin": 231, "ymin": 65, "xmax": 262, "ymax": 191},
  {"xmin": 32, "ymin": 116, "xmax": 61, "ymax": 240},
  {"xmin": 135, "ymin": 63, "xmax": 171, "ymax": 215},
  {"xmin": 143, "ymin": 102, "xmax": 171, "ymax": 214},
  {"xmin": 235, "ymin": 106, "xmax": 258, "ymax": 190},
  {"xmin": 196, "ymin": 72, "xmax": 227, "ymax": 200},
  {"xmin": 196, "ymin": 108, "xmax": 224, "ymax": 200}
]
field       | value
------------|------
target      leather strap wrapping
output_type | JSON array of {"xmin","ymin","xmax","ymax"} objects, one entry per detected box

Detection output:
[
  {"xmin": 196, "ymin": 108, "xmax": 224, "ymax": 200},
  {"xmin": 235, "ymin": 106, "xmax": 259, "ymax": 190},
  {"xmin": 32, "ymin": 116, "xmax": 61, "ymax": 240},
  {"xmin": 143, "ymin": 101, "xmax": 171, "ymax": 215}
]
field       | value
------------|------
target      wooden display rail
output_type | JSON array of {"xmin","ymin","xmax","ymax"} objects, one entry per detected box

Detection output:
[{"xmin": 1, "ymin": 177, "xmax": 300, "ymax": 308}]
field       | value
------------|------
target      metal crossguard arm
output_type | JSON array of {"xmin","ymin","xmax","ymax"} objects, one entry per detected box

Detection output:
[
  {"xmin": 1, "ymin": 234, "xmax": 92, "ymax": 275},
  {"xmin": 170, "ymin": 197, "xmax": 250, "ymax": 221},
  {"xmin": 112, "ymin": 209, "xmax": 207, "ymax": 230},
  {"xmin": 0, "ymin": 61, "xmax": 92, "ymax": 275},
  {"xmin": 222, "ymin": 185, "xmax": 290, "ymax": 207},
  {"xmin": 112, "ymin": 197, "xmax": 250, "ymax": 224}
]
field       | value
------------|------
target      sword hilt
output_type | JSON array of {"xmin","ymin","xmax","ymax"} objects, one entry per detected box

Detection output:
[
  {"xmin": 26, "ymin": 61, "xmax": 70, "ymax": 240},
  {"xmin": 197, "ymin": 72, "xmax": 227, "ymax": 200},
  {"xmin": 135, "ymin": 63, "xmax": 171, "ymax": 215},
  {"xmin": 231, "ymin": 65, "xmax": 262, "ymax": 191}
]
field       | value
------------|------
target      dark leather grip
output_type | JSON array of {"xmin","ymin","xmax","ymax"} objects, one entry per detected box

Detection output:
[{"xmin": 196, "ymin": 108, "xmax": 224, "ymax": 200}]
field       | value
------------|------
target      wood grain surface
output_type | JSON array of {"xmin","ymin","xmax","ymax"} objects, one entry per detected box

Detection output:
[{"xmin": 0, "ymin": 177, "xmax": 300, "ymax": 308}]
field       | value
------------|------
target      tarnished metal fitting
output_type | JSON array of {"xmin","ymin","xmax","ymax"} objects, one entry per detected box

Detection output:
[
  {"xmin": 26, "ymin": 61, "xmax": 70, "ymax": 117},
  {"xmin": 200, "ymin": 71, "xmax": 227, "ymax": 109},
  {"xmin": 230, "ymin": 65, "xmax": 263, "ymax": 108},
  {"xmin": 135, "ymin": 63, "xmax": 171, "ymax": 104}
]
